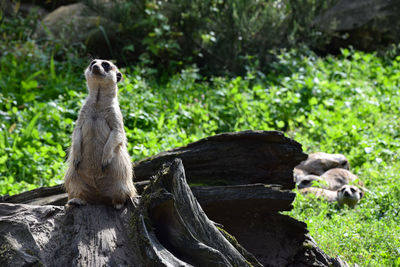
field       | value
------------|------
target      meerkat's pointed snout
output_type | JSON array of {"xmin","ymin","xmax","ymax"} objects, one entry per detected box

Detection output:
[{"xmin": 92, "ymin": 64, "xmax": 101, "ymax": 75}]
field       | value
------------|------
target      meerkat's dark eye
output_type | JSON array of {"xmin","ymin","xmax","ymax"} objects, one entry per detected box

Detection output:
[
  {"xmin": 90, "ymin": 60, "xmax": 97, "ymax": 67},
  {"xmin": 116, "ymin": 72, "xmax": 122, "ymax": 82},
  {"xmin": 350, "ymin": 188, "xmax": 356, "ymax": 193},
  {"xmin": 102, "ymin": 62, "xmax": 111, "ymax": 72}
]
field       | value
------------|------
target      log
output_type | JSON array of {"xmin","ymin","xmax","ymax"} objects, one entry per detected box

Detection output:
[
  {"xmin": 0, "ymin": 159, "xmax": 261, "ymax": 266},
  {"xmin": 1, "ymin": 183, "xmax": 295, "ymax": 213},
  {"xmin": 133, "ymin": 130, "xmax": 307, "ymax": 190},
  {"xmin": 203, "ymin": 205, "xmax": 348, "ymax": 266},
  {"xmin": 1, "ymin": 130, "xmax": 305, "ymax": 205},
  {"xmin": 0, "ymin": 184, "xmax": 67, "ymax": 206},
  {"xmin": 0, "ymin": 181, "xmax": 150, "ymax": 206},
  {"xmin": 0, "ymin": 159, "xmax": 348, "ymax": 266},
  {"xmin": 192, "ymin": 184, "xmax": 295, "ymax": 212},
  {"xmin": 0, "ymin": 131, "xmax": 350, "ymax": 266}
]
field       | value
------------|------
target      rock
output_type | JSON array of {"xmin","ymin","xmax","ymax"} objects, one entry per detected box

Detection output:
[
  {"xmin": 35, "ymin": 3, "xmax": 117, "ymax": 58},
  {"xmin": 314, "ymin": 0, "xmax": 400, "ymax": 51}
]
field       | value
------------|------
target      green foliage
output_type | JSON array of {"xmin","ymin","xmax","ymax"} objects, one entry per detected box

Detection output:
[
  {"xmin": 83, "ymin": 0, "xmax": 336, "ymax": 75},
  {"xmin": 290, "ymin": 168, "xmax": 400, "ymax": 266},
  {"xmin": 0, "ymin": 52, "xmax": 85, "ymax": 193},
  {"xmin": 0, "ymin": 9, "xmax": 87, "ymax": 193}
]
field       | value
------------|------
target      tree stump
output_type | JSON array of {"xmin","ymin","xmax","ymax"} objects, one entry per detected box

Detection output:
[
  {"xmin": 0, "ymin": 131, "xmax": 350, "ymax": 266},
  {"xmin": 0, "ymin": 159, "xmax": 261, "ymax": 266}
]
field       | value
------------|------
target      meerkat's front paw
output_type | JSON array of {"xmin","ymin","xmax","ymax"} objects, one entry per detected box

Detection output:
[
  {"xmin": 101, "ymin": 152, "xmax": 113, "ymax": 172},
  {"xmin": 73, "ymin": 158, "xmax": 81, "ymax": 170},
  {"xmin": 101, "ymin": 162, "xmax": 110, "ymax": 172}
]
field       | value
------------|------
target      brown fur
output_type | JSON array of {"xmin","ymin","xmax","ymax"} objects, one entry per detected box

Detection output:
[
  {"xmin": 295, "ymin": 152, "xmax": 364, "ymax": 207},
  {"xmin": 295, "ymin": 152, "xmax": 350, "ymax": 176},
  {"xmin": 300, "ymin": 185, "xmax": 363, "ymax": 207},
  {"xmin": 296, "ymin": 168, "xmax": 360, "ymax": 190},
  {"xmin": 299, "ymin": 187, "xmax": 338, "ymax": 202},
  {"xmin": 320, "ymin": 168, "xmax": 360, "ymax": 190},
  {"xmin": 295, "ymin": 174, "xmax": 321, "ymax": 189},
  {"xmin": 64, "ymin": 59, "xmax": 137, "ymax": 209},
  {"xmin": 337, "ymin": 185, "xmax": 364, "ymax": 208}
]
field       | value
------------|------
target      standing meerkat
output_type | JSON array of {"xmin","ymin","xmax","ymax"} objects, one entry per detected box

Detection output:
[{"xmin": 64, "ymin": 59, "xmax": 137, "ymax": 209}]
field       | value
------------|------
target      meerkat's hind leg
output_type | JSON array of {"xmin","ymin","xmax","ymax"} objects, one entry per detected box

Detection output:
[
  {"xmin": 66, "ymin": 198, "xmax": 87, "ymax": 208},
  {"xmin": 112, "ymin": 197, "xmax": 126, "ymax": 210},
  {"xmin": 114, "ymin": 203, "xmax": 124, "ymax": 210},
  {"xmin": 111, "ymin": 188, "xmax": 132, "ymax": 210},
  {"xmin": 112, "ymin": 194, "xmax": 127, "ymax": 210}
]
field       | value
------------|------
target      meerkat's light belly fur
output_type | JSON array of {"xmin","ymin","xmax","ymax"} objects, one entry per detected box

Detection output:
[
  {"xmin": 80, "ymin": 108, "xmax": 114, "ymax": 171},
  {"xmin": 65, "ymin": 105, "xmax": 135, "ymax": 204}
]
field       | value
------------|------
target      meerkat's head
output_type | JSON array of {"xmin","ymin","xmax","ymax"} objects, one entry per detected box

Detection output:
[
  {"xmin": 330, "ymin": 153, "xmax": 350, "ymax": 170},
  {"xmin": 337, "ymin": 185, "xmax": 364, "ymax": 208},
  {"xmin": 85, "ymin": 59, "xmax": 122, "ymax": 93},
  {"xmin": 296, "ymin": 174, "xmax": 321, "ymax": 189}
]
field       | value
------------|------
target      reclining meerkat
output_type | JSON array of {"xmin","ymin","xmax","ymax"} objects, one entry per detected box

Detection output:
[
  {"xmin": 300, "ymin": 185, "xmax": 363, "ymax": 208},
  {"xmin": 295, "ymin": 152, "xmax": 364, "ymax": 207},
  {"xmin": 320, "ymin": 168, "xmax": 360, "ymax": 190},
  {"xmin": 295, "ymin": 174, "xmax": 321, "ymax": 189},
  {"xmin": 64, "ymin": 59, "xmax": 137, "ymax": 209},
  {"xmin": 296, "ymin": 168, "xmax": 360, "ymax": 190},
  {"xmin": 337, "ymin": 185, "xmax": 364, "ymax": 208},
  {"xmin": 294, "ymin": 152, "xmax": 350, "ymax": 176},
  {"xmin": 299, "ymin": 187, "xmax": 338, "ymax": 202}
]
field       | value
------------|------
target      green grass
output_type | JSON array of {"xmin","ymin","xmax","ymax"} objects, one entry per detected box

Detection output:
[
  {"xmin": 1, "ymin": 18, "xmax": 400, "ymax": 265},
  {"xmin": 289, "ymin": 165, "xmax": 400, "ymax": 266}
]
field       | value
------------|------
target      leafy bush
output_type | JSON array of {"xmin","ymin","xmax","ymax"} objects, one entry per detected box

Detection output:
[
  {"xmin": 0, "ymin": 9, "xmax": 86, "ymax": 192},
  {"xmin": 83, "ymin": 0, "xmax": 336, "ymax": 75}
]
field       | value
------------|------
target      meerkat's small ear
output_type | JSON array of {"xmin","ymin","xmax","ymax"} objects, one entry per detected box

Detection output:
[{"xmin": 116, "ymin": 72, "xmax": 122, "ymax": 83}]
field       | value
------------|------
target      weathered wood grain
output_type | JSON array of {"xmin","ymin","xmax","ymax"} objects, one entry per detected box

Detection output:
[
  {"xmin": 0, "ymin": 159, "xmax": 260, "ymax": 267},
  {"xmin": 0, "ymin": 131, "xmax": 350, "ymax": 266},
  {"xmin": 133, "ymin": 130, "xmax": 307, "ymax": 189}
]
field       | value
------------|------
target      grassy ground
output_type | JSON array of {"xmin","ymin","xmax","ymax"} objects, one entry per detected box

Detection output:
[{"xmin": 1, "ymin": 34, "xmax": 399, "ymax": 265}]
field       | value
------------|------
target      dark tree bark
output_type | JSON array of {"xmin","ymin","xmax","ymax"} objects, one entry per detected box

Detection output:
[
  {"xmin": 0, "ymin": 159, "xmax": 262, "ymax": 266},
  {"xmin": 0, "ymin": 183, "xmax": 295, "ymax": 214},
  {"xmin": 133, "ymin": 130, "xmax": 307, "ymax": 190}
]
